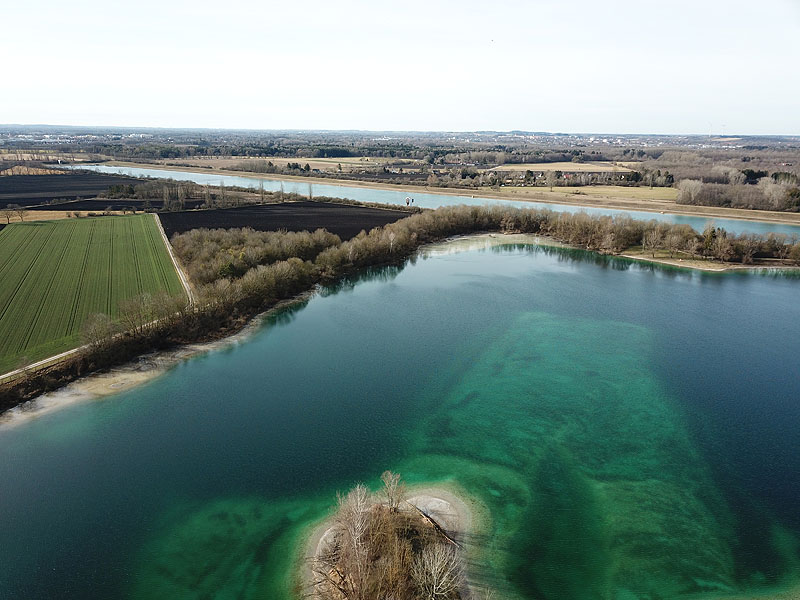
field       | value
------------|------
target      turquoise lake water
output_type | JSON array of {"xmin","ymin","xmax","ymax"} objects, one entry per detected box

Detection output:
[
  {"xmin": 73, "ymin": 164, "xmax": 800, "ymax": 238},
  {"xmin": 1, "ymin": 238, "xmax": 799, "ymax": 599}
]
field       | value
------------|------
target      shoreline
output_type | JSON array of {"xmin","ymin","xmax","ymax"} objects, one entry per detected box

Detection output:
[
  {"xmin": 102, "ymin": 160, "xmax": 800, "ymax": 227},
  {"xmin": 0, "ymin": 293, "xmax": 313, "ymax": 429},
  {"xmin": 618, "ymin": 253, "xmax": 800, "ymax": 273},
  {"xmin": 2, "ymin": 233, "xmax": 795, "ymax": 424},
  {"xmin": 430, "ymin": 232, "xmax": 800, "ymax": 273}
]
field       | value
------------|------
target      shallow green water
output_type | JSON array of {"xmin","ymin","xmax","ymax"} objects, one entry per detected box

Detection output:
[{"xmin": 2, "ymin": 238, "xmax": 800, "ymax": 599}]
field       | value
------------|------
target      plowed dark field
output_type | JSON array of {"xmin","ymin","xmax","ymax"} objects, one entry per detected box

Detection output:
[
  {"xmin": 159, "ymin": 201, "xmax": 409, "ymax": 240},
  {"xmin": 24, "ymin": 198, "xmax": 205, "ymax": 211},
  {"xmin": 0, "ymin": 173, "xmax": 145, "ymax": 207}
]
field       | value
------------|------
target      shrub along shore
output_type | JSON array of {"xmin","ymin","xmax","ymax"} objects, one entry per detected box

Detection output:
[{"xmin": 2, "ymin": 203, "xmax": 800, "ymax": 411}]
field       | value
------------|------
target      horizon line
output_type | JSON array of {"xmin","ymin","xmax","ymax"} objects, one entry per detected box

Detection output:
[{"xmin": 2, "ymin": 123, "xmax": 800, "ymax": 139}]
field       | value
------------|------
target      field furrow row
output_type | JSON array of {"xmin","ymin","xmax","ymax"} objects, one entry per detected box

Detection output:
[{"xmin": 0, "ymin": 215, "xmax": 184, "ymax": 373}]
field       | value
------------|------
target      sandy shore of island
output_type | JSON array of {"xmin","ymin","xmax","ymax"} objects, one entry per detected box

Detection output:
[{"xmin": 103, "ymin": 160, "xmax": 800, "ymax": 227}]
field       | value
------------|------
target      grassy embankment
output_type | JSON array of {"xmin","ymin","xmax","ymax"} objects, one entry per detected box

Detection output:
[{"xmin": 0, "ymin": 215, "xmax": 184, "ymax": 373}]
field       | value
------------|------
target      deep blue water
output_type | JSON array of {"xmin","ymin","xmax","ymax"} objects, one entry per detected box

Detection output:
[{"xmin": 1, "ymin": 240, "xmax": 799, "ymax": 599}]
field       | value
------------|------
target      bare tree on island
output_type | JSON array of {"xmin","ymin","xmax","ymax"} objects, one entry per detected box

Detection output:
[
  {"xmin": 381, "ymin": 470, "xmax": 405, "ymax": 512},
  {"xmin": 336, "ymin": 484, "xmax": 370, "ymax": 599},
  {"xmin": 411, "ymin": 544, "xmax": 463, "ymax": 600}
]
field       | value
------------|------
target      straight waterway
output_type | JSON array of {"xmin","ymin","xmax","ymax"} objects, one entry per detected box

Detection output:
[{"xmin": 72, "ymin": 164, "xmax": 800, "ymax": 237}]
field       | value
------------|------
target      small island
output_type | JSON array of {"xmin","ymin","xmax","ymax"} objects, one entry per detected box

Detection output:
[{"xmin": 307, "ymin": 472, "xmax": 478, "ymax": 600}]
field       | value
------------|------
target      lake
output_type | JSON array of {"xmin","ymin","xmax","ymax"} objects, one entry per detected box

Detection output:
[
  {"xmin": 1, "ymin": 237, "xmax": 799, "ymax": 599},
  {"xmin": 72, "ymin": 164, "xmax": 800, "ymax": 238}
]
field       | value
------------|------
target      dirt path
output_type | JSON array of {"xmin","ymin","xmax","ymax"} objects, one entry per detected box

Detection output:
[{"xmin": 152, "ymin": 213, "xmax": 195, "ymax": 304}]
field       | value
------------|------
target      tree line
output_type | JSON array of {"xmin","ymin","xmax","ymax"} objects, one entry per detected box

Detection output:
[
  {"xmin": 4, "ymin": 203, "xmax": 800, "ymax": 408},
  {"xmin": 76, "ymin": 205, "xmax": 800, "ymax": 356},
  {"xmin": 677, "ymin": 178, "xmax": 800, "ymax": 211}
]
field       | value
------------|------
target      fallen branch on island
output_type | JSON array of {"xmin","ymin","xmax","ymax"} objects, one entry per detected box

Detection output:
[{"xmin": 405, "ymin": 500, "xmax": 462, "ymax": 549}]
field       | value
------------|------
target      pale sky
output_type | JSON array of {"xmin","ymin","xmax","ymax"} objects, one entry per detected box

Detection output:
[{"xmin": 4, "ymin": 0, "xmax": 800, "ymax": 134}]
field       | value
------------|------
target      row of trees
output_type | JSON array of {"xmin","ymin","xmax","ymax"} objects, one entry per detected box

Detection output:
[
  {"xmin": 230, "ymin": 160, "xmax": 311, "ymax": 174},
  {"xmin": 120, "ymin": 207, "xmax": 799, "ymax": 346},
  {"xmin": 677, "ymin": 179, "xmax": 800, "ymax": 211},
  {"xmin": 637, "ymin": 149, "xmax": 800, "ymax": 183},
  {"xmin": 100, "ymin": 180, "xmax": 201, "ymax": 207},
  {"xmin": 98, "ymin": 180, "xmax": 274, "ymax": 211},
  {"xmin": 171, "ymin": 227, "xmax": 341, "ymax": 284},
  {"xmin": 188, "ymin": 207, "xmax": 800, "ymax": 301},
  {"xmin": 1, "ymin": 204, "xmax": 27, "ymax": 223}
]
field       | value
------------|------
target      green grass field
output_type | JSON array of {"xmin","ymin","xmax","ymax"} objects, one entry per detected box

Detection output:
[{"xmin": 0, "ymin": 215, "xmax": 184, "ymax": 373}]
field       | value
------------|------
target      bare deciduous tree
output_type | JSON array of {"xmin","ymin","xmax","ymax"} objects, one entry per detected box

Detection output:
[
  {"xmin": 546, "ymin": 170, "xmax": 558, "ymax": 191},
  {"xmin": 758, "ymin": 177, "xmax": 788, "ymax": 210},
  {"xmin": 736, "ymin": 234, "xmax": 759, "ymax": 265},
  {"xmin": 381, "ymin": 471, "xmax": 405, "ymax": 512},
  {"xmin": 411, "ymin": 544, "xmax": 462, "ymax": 600},
  {"xmin": 665, "ymin": 232, "xmax": 683, "ymax": 258},
  {"xmin": 642, "ymin": 229, "xmax": 663, "ymax": 258},
  {"xmin": 81, "ymin": 313, "xmax": 118, "ymax": 349},
  {"xmin": 9, "ymin": 204, "xmax": 26, "ymax": 222},
  {"xmin": 334, "ymin": 484, "xmax": 370, "ymax": 600},
  {"xmin": 712, "ymin": 235, "xmax": 734, "ymax": 262},
  {"xmin": 677, "ymin": 179, "xmax": 703, "ymax": 204}
]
